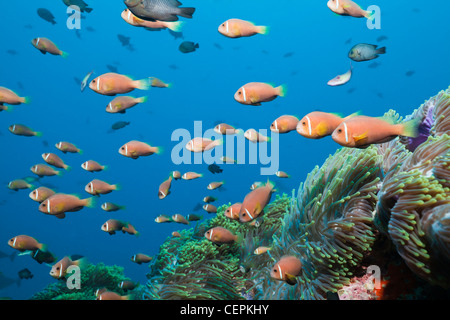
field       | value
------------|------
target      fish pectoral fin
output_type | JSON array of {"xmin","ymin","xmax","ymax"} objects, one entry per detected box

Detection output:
[
  {"xmin": 285, "ymin": 273, "xmax": 297, "ymax": 286},
  {"xmin": 353, "ymin": 131, "xmax": 368, "ymax": 143},
  {"xmin": 55, "ymin": 213, "xmax": 66, "ymax": 219},
  {"xmin": 316, "ymin": 122, "xmax": 328, "ymax": 136},
  {"xmin": 39, "ymin": 50, "xmax": 47, "ymax": 55}
]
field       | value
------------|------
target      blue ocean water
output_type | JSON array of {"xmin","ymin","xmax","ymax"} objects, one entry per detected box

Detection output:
[{"xmin": 0, "ymin": 0, "xmax": 449, "ymax": 300}]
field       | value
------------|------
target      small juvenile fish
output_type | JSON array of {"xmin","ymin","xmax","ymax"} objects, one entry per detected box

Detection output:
[
  {"xmin": 106, "ymin": 96, "xmax": 147, "ymax": 113},
  {"xmin": 254, "ymin": 246, "xmax": 271, "ymax": 255},
  {"xmin": 101, "ymin": 219, "xmax": 128, "ymax": 235},
  {"xmin": 218, "ymin": 19, "xmax": 268, "ymax": 38},
  {"xmin": 158, "ymin": 176, "xmax": 173, "ymax": 199},
  {"xmin": 181, "ymin": 172, "xmax": 203, "ymax": 180},
  {"xmin": 244, "ymin": 129, "xmax": 270, "ymax": 143},
  {"xmin": 204, "ymin": 227, "xmax": 238, "ymax": 245},
  {"xmin": 111, "ymin": 121, "xmax": 131, "ymax": 131},
  {"xmin": 207, "ymin": 181, "xmax": 224, "ymax": 190},
  {"xmin": 55, "ymin": 141, "xmax": 82, "ymax": 154},
  {"xmin": 121, "ymin": 9, "xmax": 184, "ymax": 32},
  {"xmin": 270, "ymin": 255, "xmax": 302, "ymax": 285},
  {"xmin": 172, "ymin": 231, "xmax": 181, "ymax": 237},
  {"xmin": 119, "ymin": 140, "xmax": 161, "ymax": 159},
  {"xmin": 172, "ymin": 214, "xmax": 189, "ymax": 225},
  {"xmin": 0, "ymin": 87, "xmax": 29, "ymax": 105},
  {"xmin": 203, "ymin": 196, "xmax": 217, "ymax": 203},
  {"xmin": 234, "ymin": 82, "xmax": 286, "ymax": 106},
  {"xmin": 187, "ymin": 214, "xmax": 202, "ymax": 221},
  {"xmin": 171, "ymin": 171, "xmax": 181, "ymax": 179},
  {"xmin": 155, "ymin": 214, "xmax": 173, "ymax": 223},
  {"xmin": 224, "ymin": 203, "xmax": 241, "ymax": 220},
  {"xmin": 29, "ymin": 186, "xmax": 55, "ymax": 202},
  {"xmin": 101, "ymin": 202, "xmax": 125, "ymax": 212},
  {"xmin": 31, "ymin": 37, "xmax": 68, "ymax": 57},
  {"xmin": 37, "ymin": 8, "xmax": 56, "ymax": 25},
  {"xmin": 179, "ymin": 41, "xmax": 199, "ymax": 53},
  {"xmin": 186, "ymin": 137, "xmax": 223, "ymax": 153},
  {"xmin": 9, "ymin": 124, "xmax": 41, "ymax": 137},
  {"xmin": 220, "ymin": 156, "xmax": 237, "ymax": 164},
  {"xmin": 327, "ymin": 0, "xmax": 372, "ymax": 18},
  {"xmin": 18, "ymin": 268, "xmax": 33, "ymax": 280},
  {"xmin": 8, "ymin": 235, "xmax": 47, "ymax": 253},
  {"xmin": 275, "ymin": 171, "xmax": 290, "ymax": 178},
  {"xmin": 348, "ymin": 44, "xmax": 386, "ymax": 62},
  {"xmin": 42, "ymin": 153, "xmax": 70, "ymax": 170},
  {"xmin": 31, "ymin": 164, "xmax": 61, "ymax": 177},
  {"xmin": 39, "ymin": 193, "xmax": 95, "ymax": 219},
  {"xmin": 250, "ymin": 182, "xmax": 263, "ymax": 190},
  {"xmin": 50, "ymin": 256, "xmax": 86, "ymax": 279},
  {"xmin": 81, "ymin": 160, "xmax": 107, "ymax": 172},
  {"xmin": 149, "ymin": 77, "xmax": 171, "ymax": 88},
  {"xmin": 122, "ymin": 224, "xmax": 139, "ymax": 236},
  {"xmin": 89, "ymin": 73, "xmax": 150, "ymax": 96},
  {"xmin": 81, "ymin": 70, "xmax": 94, "ymax": 92},
  {"xmin": 131, "ymin": 253, "xmax": 152, "ymax": 264},
  {"xmin": 214, "ymin": 123, "xmax": 242, "ymax": 135},
  {"xmin": 327, "ymin": 65, "xmax": 353, "ymax": 86},
  {"xmin": 332, "ymin": 115, "xmax": 420, "ymax": 148},
  {"xmin": 270, "ymin": 115, "xmax": 299, "ymax": 133},
  {"xmin": 85, "ymin": 179, "xmax": 119, "ymax": 196},
  {"xmin": 118, "ymin": 280, "xmax": 137, "ymax": 291},
  {"xmin": 297, "ymin": 111, "xmax": 357, "ymax": 139},
  {"xmin": 203, "ymin": 204, "xmax": 217, "ymax": 214},
  {"xmin": 8, "ymin": 179, "xmax": 33, "ymax": 191}
]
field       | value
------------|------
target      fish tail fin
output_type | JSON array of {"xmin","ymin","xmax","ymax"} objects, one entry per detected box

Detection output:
[
  {"xmin": 167, "ymin": 21, "xmax": 184, "ymax": 32},
  {"xmin": 85, "ymin": 197, "xmax": 97, "ymax": 208},
  {"xmin": 134, "ymin": 79, "xmax": 150, "ymax": 90},
  {"xmin": 214, "ymin": 139, "xmax": 223, "ymax": 148},
  {"xmin": 114, "ymin": 184, "xmax": 122, "ymax": 191},
  {"xmin": 34, "ymin": 131, "xmax": 43, "ymax": 137},
  {"xmin": 63, "ymin": 164, "xmax": 71, "ymax": 171},
  {"xmin": 3, "ymin": 105, "xmax": 13, "ymax": 112},
  {"xmin": 39, "ymin": 243, "xmax": 48, "ymax": 252},
  {"xmin": 102, "ymin": 165, "xmax": 109, "ymax": 171},
  {"xmin": 376, "ymin": 46, "xmax": 386, "ymax": 54},
  {"xmin": 137, "ymin": 96, "xmax": 148, "ymax": 104},
  {"xmin": 78, "ymin": 149, "xmax": 84, "ymax": 155},
  {"xmin": 277, "ymin": 85, "xmax": 287, "ymax": 97},
  {"xmin": 195, "ymin": 43, "xmax": 200, "ymax": 49},
  {"xmin": 56, "ymin": 170, "xmax": 64, "ymax": 177},
  {"xmin": 154, "ymin": 146, "xmax": 163, "ymax": 155},
  {"xmin": 266, "ymin": 179, "xmax": 276, "ymax": 191},
  {"xmin": 73, "ymin": 257, "xmax": 89, "ymax": 270},
  {"xmin": 401, "ymin": 118, "xmax": 421, "ymax": 138},
  {"xmin": 61, "ymin": 51, "xmax": 69, "ymax": 59},
  {"xmin": 23, "ymin": 96, "xmax": 31, "ymax": 104},
  {"xmin": 258, "ymin": 25, "xmax": 269, "ymax": 35},
  {"xmin": 365, "ymin": 10, "xmax": 375, "ymax": 20},
  {"xmin": 178, "ymin": 7, "xmax": 195, "ymax": 19},
  {"xmin": 234, "ymin": 129, "xmax": 244, "ymax": 135}
]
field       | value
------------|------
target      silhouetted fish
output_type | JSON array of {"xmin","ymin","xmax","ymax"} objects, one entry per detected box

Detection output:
[
  {"xmin": 18, "ymin": 268, "xmax": 33, "ymax": 280},
  {"xmin": 0, "ymin": 272, "xmax": 19, "ymax": 290},
  {"xmin": 179, "ymin": 41, "xmax": 199, "ymax": 53},
  {"xmin": 63, "ymin": 0, "xmax": 93, "ymax": 13},
  {"xmin": 208, "ymin": 164, "xmax": 223, "ymax": 174},
  {"xmin": 37, "ymin": 8, "xmax": 56, "ymax": 25},
  {"xmin": 405, "ymin": 70, "xmax": 415, "ymax": 77}
]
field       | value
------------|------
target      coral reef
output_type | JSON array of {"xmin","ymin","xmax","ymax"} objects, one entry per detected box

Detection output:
[
  {"xmin": 31, "ymin": 262, "xmax": 140, "ymax": 300},
  {"xmin": 143, "ymin": 86, "xmax": 450, "ymax": 300}
]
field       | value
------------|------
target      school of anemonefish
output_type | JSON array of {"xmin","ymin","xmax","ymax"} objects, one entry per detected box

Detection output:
[{"xmin": 3, "ymin": 0, "xmax": 421, "ymax": 297}]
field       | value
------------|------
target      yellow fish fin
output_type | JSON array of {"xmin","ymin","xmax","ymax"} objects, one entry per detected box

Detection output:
[
  {"xmin": 285, "ymin": 273, "xmax": 297, "ymax": 286},
  {"xmin": 316, "ymin": 122, "xmax": 329, "ymax": 136},
  {"xmin": 353, "ymin": 131, "xmax": 369, "ymax": 145}
]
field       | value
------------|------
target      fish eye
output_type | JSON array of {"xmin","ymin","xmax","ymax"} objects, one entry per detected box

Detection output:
[
  {"xmin": 42, "ymin": 203, "xmax": 46, "ymax": 207},
  {"xmin": 338, "ymin": 129, "xmax": 342, "ymax": 133},
  {"xmin": 92, "ymin": 79, "xmax": 96, "ymax": 83},
  {"xmin": 302, "ymin": 122, "xmax": 306, "ymax": 125},
  {"xmin": 238, "ymin": 91, "xmax": 242, "ymax": 95},
  {"xmin": 56, "ymin": 267, "xmax": 60, "ymax": 270}
]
